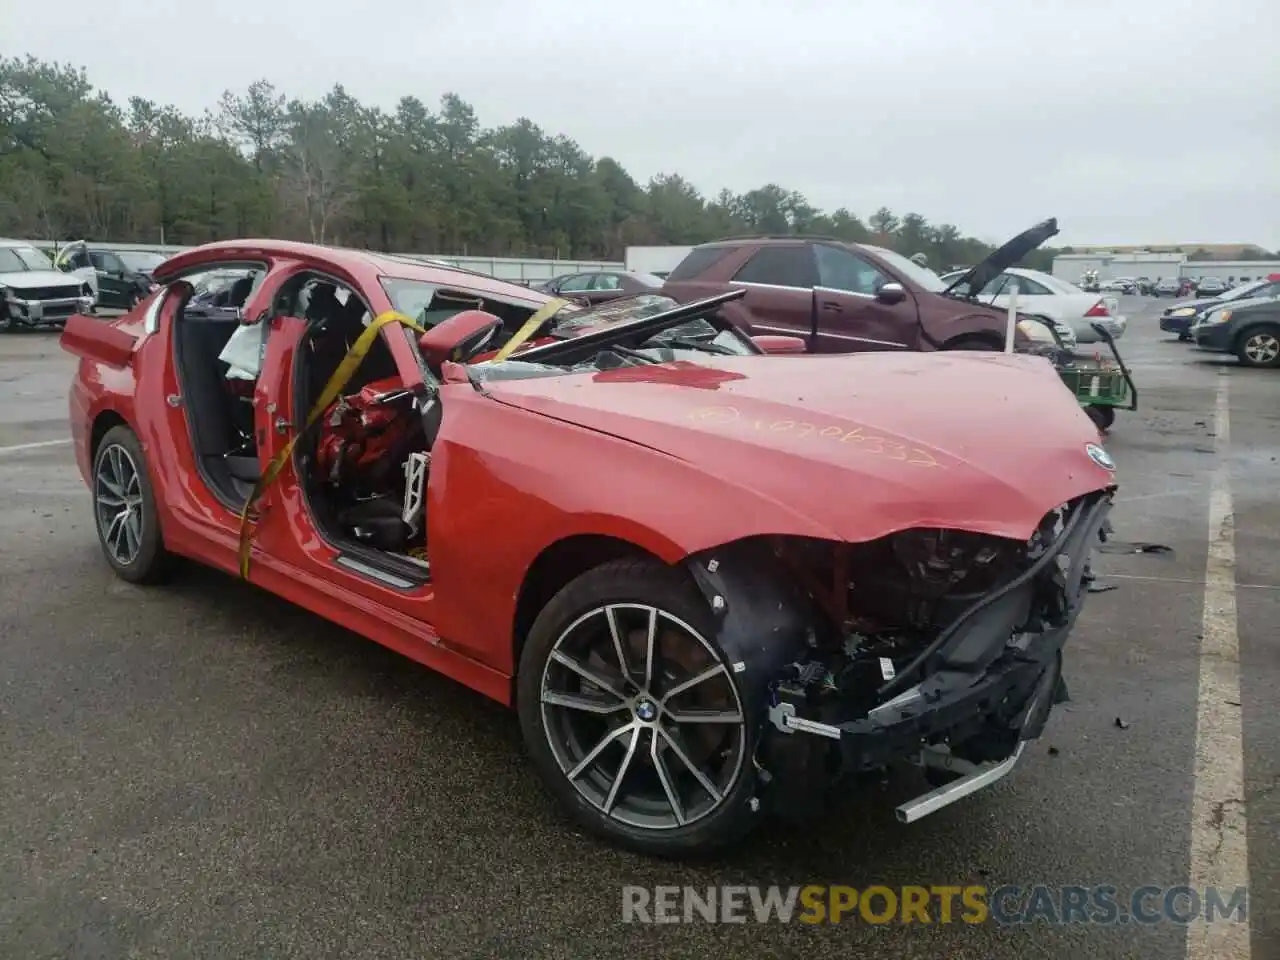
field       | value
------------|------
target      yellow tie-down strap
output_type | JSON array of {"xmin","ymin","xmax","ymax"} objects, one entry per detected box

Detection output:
[
  {"xmin": 237, "ymin": 310, "xmax": 425, "ymax": 580},
  {"xmin": 485, "ymin": 298, "xmax": 571, "ymax": 364}
]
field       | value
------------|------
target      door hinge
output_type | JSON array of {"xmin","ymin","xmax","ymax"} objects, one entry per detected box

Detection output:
[
  {"xmin": 166, "ymin": 394, "xmax": 181, "ymax": 407},
  {"xmin": 274, "ymin": 417, "xmax": 292, "ymax": 435}
]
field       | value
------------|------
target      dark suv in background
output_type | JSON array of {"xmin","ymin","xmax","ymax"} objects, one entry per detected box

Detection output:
[
  {"xmin": 660, "ymin": 219, "xmax": 1060, "ymax": 352},
  {"xmin": 56, "ymin": 243, "xmax": 165, "ymax": 310}
]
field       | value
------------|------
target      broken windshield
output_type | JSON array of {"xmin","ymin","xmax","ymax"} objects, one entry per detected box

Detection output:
[{"xmin": 469, "ymin": 325, "xmax": 755, "ymax": 385}]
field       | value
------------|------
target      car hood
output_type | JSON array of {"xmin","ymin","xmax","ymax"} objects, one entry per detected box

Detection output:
[
  {"xmin": 1209, "ymin": 294, "xmax": 1280, "ymax": 314},
  {"xmin": 485, "ymin": 351, "xmax": 1115, "ymax": 545},
  {"xmin": 941, "ymin": 218, "xmax": 1060, "ymax": 297},
  {"xmin": 0, "ymin": 269, "xmax": 84, "ymax": 290},
  {"xmin": 1165, "ymin": 296, "xmax": 1222, "ymax": 313}
]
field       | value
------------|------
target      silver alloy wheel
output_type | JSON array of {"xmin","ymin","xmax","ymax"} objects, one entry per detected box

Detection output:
[
  {"xmin": 95, "ymin": 443, "xmax": 144, "ymax": 566},
  {"xmin": 539, "ymin": 603, "xmax": 747, "ymax": 831},
  {"xmin": 1243, "ymin": 332, "xmax": 1280, "ymax": 365}
]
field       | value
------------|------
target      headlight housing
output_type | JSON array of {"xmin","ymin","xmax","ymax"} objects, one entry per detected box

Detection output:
[
  {"xmin": 1170, "ymin": 307, "xmax": 1196, "ymax": 317},
  {"xmin": 1016, "ymin": 319, "xmax": 1050, "ymax": 341},
  {"xmin": 1017, "ymin": 318, "xmax": 1077, "ymax": 348},
  {"xmin": 1207, "ymin": 309, "xmax": 1232, "ymax": 325}
]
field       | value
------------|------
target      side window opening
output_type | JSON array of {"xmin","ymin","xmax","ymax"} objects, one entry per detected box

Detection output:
[
  {"xmin": 667, "ymin": 246, "xmax": 733, "ymax": 282},
  {"xmin": 732, "ymin": 246, "xmax": 818, "ymax": 288},
  {"xmin": 1007, "ymin": 275, "xmax": 1050, "ymax": 296},
  {"xmin": 814, "ymin": 245, "xmax": 889, "ymax": 295},
  {"xmin": 559, "ymin": 274, "xmax": 594, "ymax": 293}
]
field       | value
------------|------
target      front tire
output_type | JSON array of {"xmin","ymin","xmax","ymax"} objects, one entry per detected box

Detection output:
[
  {"xmin": 1085, "ymin": 405, "xmax": 1116, "ymax": 432},
  {"xmin": 92, "ymin": 425, "xmax": 175, "ymax": 584},
  {"xmin": 517, "ymin": 558, "xmax": 762, "ymax": 857},
  {"xmin": 943, "ymin": 335, "xmax": 1002, "ymax": 352},
  {"xmin": 1235, "ymin": 325, "xmax": 1280, "ymax": 368}
]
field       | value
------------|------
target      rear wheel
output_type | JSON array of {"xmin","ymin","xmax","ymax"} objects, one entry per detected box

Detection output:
[
  {"xmin": 92, "ymin": 425, "xmax": 176, "ymax": 584},
  {"xmin": 943, "ymin": 335, "xmax": 1002, "ymax": 352},
  {"xmin": 1235, "ymin": 325, "xmax": 1280, "ymax": 369},
  {"xmin": 517, "ymin": 559, "xmax": 762, "ymax": 857}
]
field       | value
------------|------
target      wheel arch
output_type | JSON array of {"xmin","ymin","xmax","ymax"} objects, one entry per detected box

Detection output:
[
  {"xmin": 510, "ymin": 533, "xmax": 813, "ymax": 705},
  {"xmin": 1233, "ymin": 319, "xmax": 1280, "ymax": 352},
  {"xmin": 511, "ymin": 533, "xmax": 663, "ymax": 684},
  {"xmin": 941, "ymin": 332, "xmax": 1003, "ymax": 351},
  {"xmin": 90, "ymin": 409, "xmax": 131, "ymax": 463}
]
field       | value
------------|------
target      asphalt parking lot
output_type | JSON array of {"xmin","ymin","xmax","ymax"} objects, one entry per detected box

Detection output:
[{"xmin": 1, "ymin": 297, "xmax": 1276, "ymax": 960}]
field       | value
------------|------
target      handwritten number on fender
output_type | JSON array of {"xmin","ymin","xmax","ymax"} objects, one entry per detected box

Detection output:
[{"xmin": 688, "ymin": 406, "xmax": 941, "ymax": 468}]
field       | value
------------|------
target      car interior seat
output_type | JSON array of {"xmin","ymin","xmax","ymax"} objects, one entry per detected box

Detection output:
[{"xmin": 226, "ymin": 275, "xmax": 254, "ymax": 309}]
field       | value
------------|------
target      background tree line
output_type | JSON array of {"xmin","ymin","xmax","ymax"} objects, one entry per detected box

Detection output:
[{"xmin": 3, "ymin": 54, "xmax": 1095, "ymax": 270}]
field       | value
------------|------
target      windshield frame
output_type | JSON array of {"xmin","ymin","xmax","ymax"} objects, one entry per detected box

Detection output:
[
  {"xmin": 1222, "ymin": 279, "xmax": 1267, "ymax": 300},
  {"xmin": 513, "ymin": 290, "xmax": 755, "ymax": 367}
]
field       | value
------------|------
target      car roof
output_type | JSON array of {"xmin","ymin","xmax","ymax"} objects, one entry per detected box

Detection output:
[
  {"xmin": 153, "ymin": 238, "xmax": 553, "ymax": 305},
  {"xmin": 698, "ymin": 235, "xmax": 831, "ymax": 249}
]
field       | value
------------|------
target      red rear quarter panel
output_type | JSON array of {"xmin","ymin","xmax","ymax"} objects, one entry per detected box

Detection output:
[
  {"xmin": 67, "ymin": 310, "xmax": 147, "ymax": 482},
  {"xmin": 65, "ymin": 302, "xmax": 215, "ymax": 558}
]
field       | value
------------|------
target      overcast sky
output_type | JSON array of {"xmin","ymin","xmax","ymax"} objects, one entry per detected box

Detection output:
[{"xmin": 9, "ymin": 0, "xmax": 1280, "ymax": 249}]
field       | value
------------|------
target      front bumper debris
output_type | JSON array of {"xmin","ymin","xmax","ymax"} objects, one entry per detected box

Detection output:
[
  {"xmin": 4, "ymin": 293, "xmax": 94, "ymax": 327},
  {"xmin": 1192, "ymin": 322, "xmax": 1234, "ymax": 352},
  {"xmin": 762, "ymin": 491, "xmax": 1113, "ymax": 823}
]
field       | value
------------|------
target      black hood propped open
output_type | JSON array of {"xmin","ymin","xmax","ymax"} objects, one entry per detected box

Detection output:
[{"xmin": 942, "ymin": 218, "xmax": 1061, "ymax": 298}]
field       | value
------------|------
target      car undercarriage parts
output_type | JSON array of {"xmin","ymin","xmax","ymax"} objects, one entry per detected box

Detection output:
[
  {"xmin": 895, "ymin": 742, "xmax": 1027, "ymax": 823},
  {"xmin": 747, "ymin": 492, "xmax": 1112, "ymax": 823}
]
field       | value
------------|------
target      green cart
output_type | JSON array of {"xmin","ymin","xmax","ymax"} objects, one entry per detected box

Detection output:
[{"xmin": 1056, "ymin": 323, "xmax": 1137, "ymax": 432}]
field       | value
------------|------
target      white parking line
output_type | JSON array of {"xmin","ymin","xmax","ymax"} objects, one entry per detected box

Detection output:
[
  {"xmin": 0, "ymin": 438, "xmax": 72, "ymax": 456},
  {"xmin": 1186, "ymin": 371, "xmax": 1250, "ymax": 959},
  {"xmin": 1100, "ymin": 573, "xmax": 1280, "ymax": 592}
]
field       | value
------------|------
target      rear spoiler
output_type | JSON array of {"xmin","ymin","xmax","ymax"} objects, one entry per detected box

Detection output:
[{"xmin": 59, "ymin": 313, "xmax": 137, "ymax": 369}]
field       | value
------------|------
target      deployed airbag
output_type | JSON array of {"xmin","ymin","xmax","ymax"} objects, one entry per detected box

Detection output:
[{"xmin": 218, "ymin": 322, "xmax": 267, "ymax": 380}]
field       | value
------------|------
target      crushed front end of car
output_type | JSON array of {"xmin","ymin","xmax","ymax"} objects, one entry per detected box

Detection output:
[{"xmin": 685, "ymin": 489, "xmax": 1114, "ymax": 824}]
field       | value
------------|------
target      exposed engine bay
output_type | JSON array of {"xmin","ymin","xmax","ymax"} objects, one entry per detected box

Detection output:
[{"xmin": 682, "ymin": 491, "xmax": 1114, "ymax": 823}]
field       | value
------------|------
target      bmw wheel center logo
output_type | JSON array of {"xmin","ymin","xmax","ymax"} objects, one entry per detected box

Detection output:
[{"xmin": 1086, "ymin": 443, "xmax": 1116, "ymax": 471}]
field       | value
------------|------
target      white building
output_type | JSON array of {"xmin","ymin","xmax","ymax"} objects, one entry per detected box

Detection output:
[
  {"xmin": 624, "ymin": 245, "xmax": 694, "ymax": 275},
  {"xmin": 1052, "ymin": 252, "xmax": 1184, "ymax": 284},
  {"xmin": 1177, "ymin": 260, "xmax": 1280, "ymax": 282},
  {"xmin": 1053, "ymin": 251, "xmax": 1280, "ymax": 285}
]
